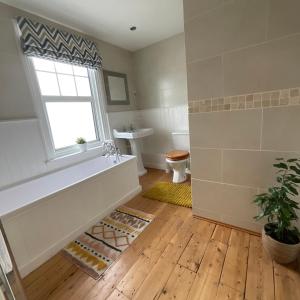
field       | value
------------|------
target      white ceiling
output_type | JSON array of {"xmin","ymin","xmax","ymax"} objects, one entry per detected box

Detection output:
[{"xmin": 1, "ymin": 0, "xmax": 184, "ymax": 51}]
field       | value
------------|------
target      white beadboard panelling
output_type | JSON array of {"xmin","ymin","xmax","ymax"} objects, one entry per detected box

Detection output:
[
  {"xmin": 0, "ymin": 106, "xmax": 189, "ymax": 189},
  {"xmin": 108, "ymin": 105, "xmax": 190, "ymax": 168},
  {"xmin": 0, "ymin": 119, "xmax": 47, "ymax": 189},
  {"xmin": 107, "ymin": 110, "xmax": 141, "ymax": 154},
  {"xmin": 108, "ymin": 105, "xmax": 190, "ymax": 167},
  {"xmin": 138, "ymin": 105, "xmax": 190, "ymax": 165}
]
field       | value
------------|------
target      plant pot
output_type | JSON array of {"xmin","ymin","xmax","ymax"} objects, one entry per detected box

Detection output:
[
  {"xmin": 77, "ymin": 143, "xmax": 87, "ymax": 152},
  {"xmin": 262, "ymin": 226, "xmax": 300, "ymax": 264}
]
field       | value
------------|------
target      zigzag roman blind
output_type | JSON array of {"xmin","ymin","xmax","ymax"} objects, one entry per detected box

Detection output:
[{"xmin": 16, "ymin": 16, "xmax": 102, "ymax": 69}]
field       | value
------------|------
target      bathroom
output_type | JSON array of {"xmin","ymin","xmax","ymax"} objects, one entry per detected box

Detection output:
[{"xmin": 0, "ymin": 0, "xmax": 300, "ymax": 299}]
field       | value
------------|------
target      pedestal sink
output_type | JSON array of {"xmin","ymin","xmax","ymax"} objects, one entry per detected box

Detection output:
[{"xmin": 113, "ymin": 128, "xmax": 154, "ymax": 176}]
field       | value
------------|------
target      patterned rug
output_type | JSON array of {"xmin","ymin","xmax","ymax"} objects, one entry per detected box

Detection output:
[
  {"xmin": 62, "ymin": 206, "xmax": 154, "ymax": 280},
  {"xmin": 143, "ymin": 182, "xmax": 192, "ymax": 208}
]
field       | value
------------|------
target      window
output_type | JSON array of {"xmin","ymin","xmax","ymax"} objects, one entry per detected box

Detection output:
[{"xmin": 30, "ymin": 57, "xmax": 106, "ymax": 157}]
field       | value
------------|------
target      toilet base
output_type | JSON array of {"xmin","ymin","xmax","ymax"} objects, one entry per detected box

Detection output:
[
  {"xmin": 172, "ymin": 169, "xmax": 187, "ymax": 183},
  {"xmin": 166, "ymin": 158, "xmax": 188, "ymax": 183}
]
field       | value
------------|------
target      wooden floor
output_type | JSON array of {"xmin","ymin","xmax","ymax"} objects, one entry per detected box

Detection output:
[{"xmin": 22, "ymin": 169, "xmax": 300, "ymax": 300}]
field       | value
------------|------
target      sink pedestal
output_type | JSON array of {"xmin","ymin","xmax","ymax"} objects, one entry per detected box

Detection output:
[
  {"xmin": 113, "ymin": 128, "xmax": 154, "ymax": 177},
  {"xmin": 129, "ymin": 139, "xmax": 147, "ymax": 176}
]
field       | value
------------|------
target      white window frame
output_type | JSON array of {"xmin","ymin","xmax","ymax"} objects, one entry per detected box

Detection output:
[{"xmin": 25, "ymin": 57, "xmax": 110, "ymax": 160}]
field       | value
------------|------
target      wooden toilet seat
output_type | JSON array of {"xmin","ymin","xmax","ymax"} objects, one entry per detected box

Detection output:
[{"xmin": 166, "ymin": 150, "xmax": 189, "ymax": 161}]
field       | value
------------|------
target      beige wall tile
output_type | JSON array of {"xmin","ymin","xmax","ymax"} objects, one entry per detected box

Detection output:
[
  {"xmin": 187, "ymin": 56, "xmax": 223, "ymax": 99},
  {"xmin": 189, "ymin": 109, "xmax": 261, "ymax": 149},
  {"xmin": 159, "ymin": 85, "xmax": 188, "ymax": 108},
  {"xmin": 185, "ymin": 8, "xmax": 224, "ymax": 62},
  {"xmin": 192, "ymin": 207, "xmax": 221, "ymax": 222},
  {"xmin": 222, "ymin": 0, "xmax": 267, "ymax": 53},
  {"xmin": 268, "ymin": 0, "xmax": 300, "ymax": 40},
  {"xmin": 221, "ymin": 214, "xmax": 262, "ymax": 232},
  {"xmin": 184, "ymin": 0, "xmax": 300, "ymax": 232},
  {"xmin": 184, "ymin": 0, "xmax": 223, "ymax": 21},
  {"xmin": 191, "ymin": 148, "xmax": 222, "ymax": 181},
  {"xmin": 192, "ymin": 179, "xmax": 259, "ymax": 230},
  {"xmin": 133, "ymin": 33, "xmax": 187, "ymax": 110},
  {"xmin": 223, "ymin": 34, "xmax": 300, "ymax": 96},
  {"xmin": 0, "ymin": 53, "xmax": 35, "ymax": 120},
  {"xmin": 185, "ymin": 0, "xmax": 267, "ymax": 62},
  {"xmin": 262, "ymin": 106, "xmax": 300, "ymax": 151},
  {"xmin": 222, "ymin": 150, "xmax": 300, "ymax": 188}
]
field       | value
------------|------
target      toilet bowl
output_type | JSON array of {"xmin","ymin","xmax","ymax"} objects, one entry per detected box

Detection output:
[{"xmin": 166, "ymin": 150, "xmax": 189, "ymax": 183}]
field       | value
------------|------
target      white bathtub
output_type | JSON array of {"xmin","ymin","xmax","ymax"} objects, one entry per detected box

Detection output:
[{"xmin": 0, "ymin": 155, "xmax": 141, "ymax": 277}]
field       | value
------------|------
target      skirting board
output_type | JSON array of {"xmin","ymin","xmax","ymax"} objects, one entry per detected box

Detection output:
[
  {"xmin": 18, "ymin": 184, "xmax": 142, "ymax": 278},
  {"xmin": 192, "ymin": 206, "xmax": 262, "ymax": 234},
  {"xmin": 144, "ymin": 162, "xmax": 166, "ymax": 170}
]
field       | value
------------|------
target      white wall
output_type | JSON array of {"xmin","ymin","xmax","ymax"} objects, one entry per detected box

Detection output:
[{"xmin": 0, "ymin": 3, "xmax": 140, "ymax": 189}]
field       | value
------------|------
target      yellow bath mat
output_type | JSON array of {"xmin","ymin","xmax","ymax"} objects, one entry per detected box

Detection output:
[{"xmin": 143, "ymin": 182, "xmax": 192, "ymax": 208}]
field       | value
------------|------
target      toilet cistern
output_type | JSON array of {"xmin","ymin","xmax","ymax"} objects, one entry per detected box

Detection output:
[{"xmin": 113, "ymin": 128, "xmax": 154, "ymax": 176}]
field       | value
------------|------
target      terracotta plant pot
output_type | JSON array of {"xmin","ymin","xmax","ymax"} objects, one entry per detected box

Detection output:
[
  {"xmin": 262, "ymin": 226, "xmax": 300, "ymax": 264},
  {"xmin": 77, "ymin": 143, "xmax": 87, "ymax": 152}
]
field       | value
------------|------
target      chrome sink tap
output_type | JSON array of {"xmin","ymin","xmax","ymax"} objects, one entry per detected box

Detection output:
[{"xmin": 102, "ymin": 140, "xmax": 122, "ymax": 163}]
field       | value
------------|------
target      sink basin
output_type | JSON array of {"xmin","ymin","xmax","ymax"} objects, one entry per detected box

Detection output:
[
  {"xmin": 113, "ymin": 128, "xmax": 154, "ymax": 140},
  {"xmin": 113, "ymin": 128, "xmax": 154, "ymax": 176}
]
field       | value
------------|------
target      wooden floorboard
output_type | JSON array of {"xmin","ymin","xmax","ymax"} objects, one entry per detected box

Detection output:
[{"xmin": 22, "ymin": 168, "xmax": 300, "ymax": 300}]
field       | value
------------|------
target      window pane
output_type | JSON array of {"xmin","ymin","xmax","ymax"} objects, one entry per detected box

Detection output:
[
  {"xmin": 75, "ymin": 76, "xmax": 91, "ymax": 96},
  {"xmin": 73, "ymin": 65, "xmax": 88, "ymax": 77},
  {"xmin": 36, "ymin": 71, "xmax": 60, "ymax": 96},
  {"xmin": 57, "ymin": 74, "xmax": 77, "ymax": 96},
  {"xmin": 32, "ymin": 57, "xmax": 55, "ymax": 72},
  {"xmin": 46, "ymin": 102, "xmax": 97, "ymax": 149},
  {"xmin": 54, "ymin": 62, "xmax": 73, "ymax": 74}
]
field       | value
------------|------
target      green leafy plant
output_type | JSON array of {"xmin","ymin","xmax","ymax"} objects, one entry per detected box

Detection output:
[
  {"xmin": 254, "ymin": 158, "xmax": 300, "ymax": 245},
  {"xmin": 76, "ymin": 137, "xmax": 86, "ymax": 144}
]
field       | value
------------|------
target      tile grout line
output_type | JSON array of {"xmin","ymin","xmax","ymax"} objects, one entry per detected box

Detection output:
[
  {"xmin": 190, "ymin": 146, "xmax": 300, "ymax": 154},
  {"xmin": 260, "ymin": 108, "xmax": 264, "ymax": 151},
  {"xmin": 186, "ymin": 32, "xmax": 300, "ymax": 66}
]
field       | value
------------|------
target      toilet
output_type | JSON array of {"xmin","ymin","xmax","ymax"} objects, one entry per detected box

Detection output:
[{"xmin": 166, "ymin": 150, "xmax": 189, "ymax": 183}]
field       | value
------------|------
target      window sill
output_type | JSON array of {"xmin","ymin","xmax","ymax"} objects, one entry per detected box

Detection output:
[{"xmin": 46, "ymin": 144, "xmax": 104, "ymax": 170}]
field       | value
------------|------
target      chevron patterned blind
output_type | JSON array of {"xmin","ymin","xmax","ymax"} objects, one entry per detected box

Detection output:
[{"xmin": 16, "ymin": 16, "xmax": 102, "ymax": 69}]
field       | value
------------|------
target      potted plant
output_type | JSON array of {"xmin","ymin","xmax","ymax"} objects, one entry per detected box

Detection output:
[
  {"xmin": 254, "ymin": 158, "xmax": 300, "ymax": 264},
  {"xmin": 76, "ymin": 137, "xmax": 87, "ymax": 152}
]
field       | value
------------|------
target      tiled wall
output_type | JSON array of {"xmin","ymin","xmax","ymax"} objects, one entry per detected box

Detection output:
[
  {"xmin": 108, "ymin": 34, "xmax": 190, "ymax": 168},
  {"xmin": 184, "ymin": 0, "xmax": 300, "ymax": 231},
  {"xmin": 189, "ymin": 86, "xmax": 300, "ymax": 113},
  {"xmin": 133, "ymin": 33, "xmax": 187, "ymax": 110}
]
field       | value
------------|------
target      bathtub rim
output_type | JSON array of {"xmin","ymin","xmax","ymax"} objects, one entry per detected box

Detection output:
[{"xmin": 0, "ymin": 155, "xmax": 137, "ymax": 219}]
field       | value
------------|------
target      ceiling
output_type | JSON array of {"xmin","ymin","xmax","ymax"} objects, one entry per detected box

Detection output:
[{"xmin": 1, "ymin": 0, "xmax": 184, "ymax": 51}]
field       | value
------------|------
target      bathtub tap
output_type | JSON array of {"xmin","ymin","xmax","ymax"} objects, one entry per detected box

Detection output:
[{"xmin": 102, "ymin": 140, "xmax": 122, "ymax": 163}]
